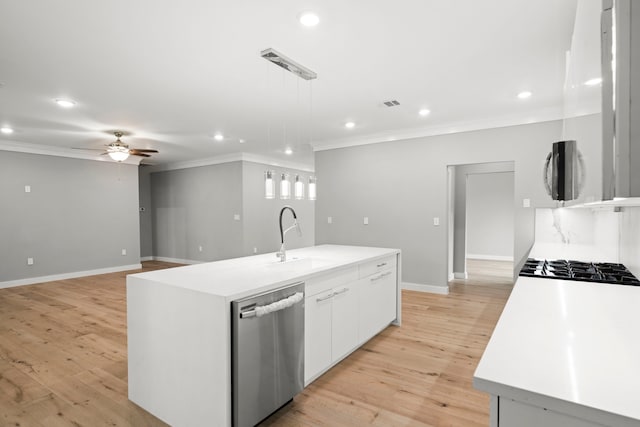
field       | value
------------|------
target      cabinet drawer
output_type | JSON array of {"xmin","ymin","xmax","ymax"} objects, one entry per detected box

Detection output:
[
  {"xmin": 358, "ymin": 255, "xmax": 396, "ymax": 279},
  {"xmin": 305, "ymin": 267, "xmax": 358, "ymax": 297}
]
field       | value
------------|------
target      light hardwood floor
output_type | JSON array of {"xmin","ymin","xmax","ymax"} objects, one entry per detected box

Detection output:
[{"xmin": 0, "ymin": 260, "xmax": 513, "ymax": 427}]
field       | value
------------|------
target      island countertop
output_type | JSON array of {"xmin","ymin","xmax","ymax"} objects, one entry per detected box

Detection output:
[
  {"xmin": 474, "ymin": 243, "xmax": 640, "ymax": 425},
  {"xmin": 128, "ymin": 244, "xmax": 400, "ymax": 301}
]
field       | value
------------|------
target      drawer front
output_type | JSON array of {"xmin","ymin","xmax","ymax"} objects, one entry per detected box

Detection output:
[
  {"xmin": 305, "ymin": 266, "xmax": 358, "ymax": 297},
  {"xmin": 358, "ymin": 255, "xmax": 396, "ymax": 279}
]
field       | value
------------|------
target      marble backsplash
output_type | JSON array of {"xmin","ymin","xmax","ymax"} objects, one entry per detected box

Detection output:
[
  {"xmin": 535, "ymin": 207, "xmax": 640, "ymax": 277},
  {"xmin": 619, "ymin": 207, "xmax": 640, "ymax": 278}
]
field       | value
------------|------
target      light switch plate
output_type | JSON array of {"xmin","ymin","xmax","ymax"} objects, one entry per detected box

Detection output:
[
  {"xmin": 327, "ymin": 216, "xmax": 332, "ymax": 224},
  {"xmin": 27, "ymin": 257, "xmax": 34, "ymax": 265},
  {"xmin": 363, "ymin": 217, "xmax": 369, "ymax": 225},
  {"xmin": 433, "ymin": 217, "xmax": 440, "ymax": 226},
  {"xmin": 523, "ymin": 198, "xmax": 531, "ymax": 208},
  {"xmin": 233, "ymin": 214, "xmax": 240, "ymax": 221},
  {"xmin": 121, "ymin": 249, "xmax": 127, "ymax": 256},
  {"xmin": 25, "ymin": 185, "xmax": 31, "ymax": 193}
]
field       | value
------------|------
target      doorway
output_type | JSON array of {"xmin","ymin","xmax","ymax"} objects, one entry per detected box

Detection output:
[{"xmin": 447, "ymin": 162, "xmax": 515, "ymax": 285}]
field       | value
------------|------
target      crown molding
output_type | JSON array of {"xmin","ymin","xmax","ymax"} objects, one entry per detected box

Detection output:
[
  {"xmin": 0, "ymin": 139, "xmax": 142, "ymax": 165},
  {"xmin": 311, "ymin": 107, "xmax": 566, "ymax": 152},
  {"xmin": 147, "ymin": 152, "xmax": 314, "ymax": 173}
]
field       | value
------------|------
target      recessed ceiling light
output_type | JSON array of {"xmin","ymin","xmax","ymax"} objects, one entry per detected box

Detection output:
[
  {"xmin": 214, "ymin": 133, "xmax": 224, "ymax": 141},
  {"xmin": 419, "ymin": 109, "xmax": 431, "ymax": 117},
  {"xmin": 345, "ymin": 121, "xmax": 355, "ymax": 129},
  {"xmin": 1, "ymin": 126, "xmax": 14, "ymax": 134},
  {"xmin": 55, "ymin": 98, "xmax": 76, "ymax": 108},
  {"xmin": 285, "ymin": 147, "xmax": 293, "ymax": 155},
  {"xmin": 584, "ymin": 77, "xmax": 602, "ymax": 86},
  {"xmin": 299, "ymin": 12, "xmax": 320, "ymax": 27},
  {"xmin": 517, "ymin": 91, "xmax": 532, "ymax": 99},
  {"xmin": 239, "ymin": 139, "xmax": 245, "ymax": 144}
]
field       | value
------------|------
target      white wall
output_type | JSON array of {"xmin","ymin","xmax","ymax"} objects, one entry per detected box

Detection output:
[
  {"xmin": 466, "ymin": 172, "xmax": 515, "ymax": 260},
  {"xmin": 618, "ymin": 207, "xmax": 640, "ymax": 278}
]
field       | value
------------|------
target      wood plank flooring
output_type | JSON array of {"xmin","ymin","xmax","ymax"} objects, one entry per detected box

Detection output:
[{"xmin": 0, "ymin": 260, "xmax": 513, "ymax": 427}]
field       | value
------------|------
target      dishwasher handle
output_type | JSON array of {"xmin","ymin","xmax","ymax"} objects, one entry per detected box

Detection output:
[{"xmin": 240, "ymin": 291, "xmax": 304, "ymax": 319}]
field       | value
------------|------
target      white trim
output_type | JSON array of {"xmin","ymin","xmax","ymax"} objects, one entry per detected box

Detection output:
[
  {"xmin": 140, "ymin": 256, "xmax": 154, "ymax": 262},
  {"xmin": 0, "ymin": 264, "xmax": 142, "ymax": 289},
  {"xmin": 0, "ymin": 139, "xmax": 142, "ymax": 164},
  {"xmin": 401, "ymin": 281, "xmax": 449, "ymax": 295},
  {"xmin": 152, "ymin": 256, "xmax": 202, "ymax": 265},
  {"xmin": 312, "ymin": 108, "xmax": 564, "ymax": 152},
  {"xmin": 146, "ymin": 152, "xmax": 314, "ymax": 173},
  {"xmin": 467, "ymin": 254, "xmax": 515, "ymax": 261},
  {"xmin": 448, "ymin": 272, "xmax": 455, "ymax": 281},
  {"xmin": 454, "ymin": 272, "xmax": 468, "ymax": 279}
]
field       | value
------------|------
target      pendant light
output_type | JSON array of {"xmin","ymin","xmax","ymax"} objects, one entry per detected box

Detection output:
[
  {"xmin": 264, "ymin": 170, "xmax": 275, "ymax": 199},
  {"xmin": 308, "ymin": 176, "xmax": 317, "ymax": 201},
  {"xmin": 280, "ymin": 173, "xmax": 291, "ymax": 200},
  {"xmin": 294, "ymin": 175, "xmax": 305, "ymax": 200},
  {"xmin": 261, "ymin": 48, "xmax": 318, "ymax": 201}
]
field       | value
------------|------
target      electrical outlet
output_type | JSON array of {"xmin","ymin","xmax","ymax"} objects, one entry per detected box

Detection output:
[
  {"xmin": 121, "ymin": 249, "xmax": 127, "ymax": 256},
  {"xmin": 234, "ymin": 214, "xmax": 240, "ymax": 221},
  {"xmin": 523, "ymin": 198, "xmax": 531, "ymax": 208},
  {"xmin": 433, "ymin": 217, "xmax": 440, "ymax": 226},
  {"xmin": 253, "ymin": 247, "xmax": 258, "ymax": 254},
  {"xmin": 363, "ymin": 217, "xmax": 369, "ymax": 225},
  {"xmin": 25, "ymin": 185, "xmax": 31, "ymax": 193},
  {"xmin": 27, "ymin": 257, "xmax": 34, "ymax": 265},
  {"xmin": 198, "ymin": 245, "xmax": 203, "ymax": 252},
  {"xmin": 327, "ymin": 216, "xmax": 332, "ymax": 224}
]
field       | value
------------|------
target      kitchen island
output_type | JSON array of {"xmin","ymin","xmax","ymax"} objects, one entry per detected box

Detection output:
[
  {"xmin": 127, "ymin": 244, "xmax": 401, "ymax": 426},
  {"xmin": 474, "ymin": 244, "xmax": 640, "ymax": 426}
]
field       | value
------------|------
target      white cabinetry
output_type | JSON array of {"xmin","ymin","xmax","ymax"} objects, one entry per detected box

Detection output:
[
  {"xmin": 358, "ymin": 256, "xmax": 397, "ymax": 343},
  {"xmin": 304, "ymin": 267, "xmax": 359, "ymax": 384},
  {"xmin": 304, "ymin": 254, "xmax": 398, "ymax": 385},
  {"xmin": 495, "ymin": 397, "xmax": 606, "ymax": 427}
]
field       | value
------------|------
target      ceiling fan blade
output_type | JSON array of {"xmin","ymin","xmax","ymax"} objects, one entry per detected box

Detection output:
[
  {"xmin": 130, "ymin": 148, "xmax": 158, "ymax": 153},
  {"xmin": 72, "ymin": 147, "xmax": 105, "ymax": 151},
  {"xmin": 131, "ymin": 152, "xmax": 151, "ymax": 157}
]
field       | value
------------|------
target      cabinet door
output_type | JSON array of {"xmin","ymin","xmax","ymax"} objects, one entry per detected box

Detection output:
[
  {"xmin": 304, "ymin": 289, "xmax": 333, "ymax": 384},
  {"xmin": 331, "ymin": 282, "xmax": 359, "ymax": 361},
  {"xmin": 359, "ymin": 268, "xmax": 397, "ymax": 344}
]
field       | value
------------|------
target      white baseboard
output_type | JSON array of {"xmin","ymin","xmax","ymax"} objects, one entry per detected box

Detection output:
[
  {"xmin": 140, "ymin": 256, "xmax": 154, "ymax": 262},
  {"xmin": 401, "ymin": 282, "xmax": 449, "ymax": 295},
  {"xmin": 0, "ymin": 263, "xmax": 143, "ymax": 289},
  {"xmin": 454, "ymin": 272, "xmax": 468, "ymax": 279},
  {"xmin": 448, "ymin": 272, "xmax": 454, "ymax": 281},
  {"xmin": 467, "ymin": 254, "xmax": 514, "ymax": 262},
  {"xmin": 151, "ymin": 256, "xmax": 202, "ymax": 265}
]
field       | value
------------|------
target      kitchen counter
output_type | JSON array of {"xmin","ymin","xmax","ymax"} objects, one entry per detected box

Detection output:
[
  {"xmin": 474, "ymin": 243, "xmax": 640, "ymax": 426},
  {"xmin": 128, "ymin": 244, "xmax": 397, "ymax": 300},
  {"xmin": 127, "ymin": 244, "xmax": 400, "ymax": 427}
]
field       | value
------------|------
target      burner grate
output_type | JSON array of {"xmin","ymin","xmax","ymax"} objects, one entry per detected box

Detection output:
[{"xmin": 519, "ymin": 259, "xmax": 640, "ymax": 286}]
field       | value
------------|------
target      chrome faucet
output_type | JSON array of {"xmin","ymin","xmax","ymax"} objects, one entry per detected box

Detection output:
[{"xmin": 277, "ymin": 206, "xmax": 302, "ymax": 262}]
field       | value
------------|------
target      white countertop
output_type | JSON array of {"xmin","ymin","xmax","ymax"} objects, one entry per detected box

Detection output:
[
  {"xmin": 128, "ymin": 244, "xmax": 399, "ymax": 301},
  {"xmin": 474, "ymin": 243, "xmax": 640, "ymax": 424}
]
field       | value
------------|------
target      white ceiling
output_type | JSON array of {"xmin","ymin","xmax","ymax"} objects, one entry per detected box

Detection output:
[{"xmin": 0, "ymin": 0, "xmax": 577, "ymax": 168}]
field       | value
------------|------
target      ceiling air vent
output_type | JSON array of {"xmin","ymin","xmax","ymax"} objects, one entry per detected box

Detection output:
[{"xmin": 383, "ymin": 100, "xmax": 401, "ymax": 107}]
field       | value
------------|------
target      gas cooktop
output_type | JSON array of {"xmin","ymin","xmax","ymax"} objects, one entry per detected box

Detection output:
[{"xmin": 520, "ymin": 258, "xmax": 640, "ymax": 286}]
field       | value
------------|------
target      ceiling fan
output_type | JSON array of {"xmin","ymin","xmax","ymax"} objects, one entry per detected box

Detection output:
[{"xmin": 76, "ymin": 131, "xmax": 158, "ymax": 162}]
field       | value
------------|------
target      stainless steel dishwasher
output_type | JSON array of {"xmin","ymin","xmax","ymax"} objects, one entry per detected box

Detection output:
[{"xmin": 232, "ymin": 282, "xmax": 305, "ymax": 427}]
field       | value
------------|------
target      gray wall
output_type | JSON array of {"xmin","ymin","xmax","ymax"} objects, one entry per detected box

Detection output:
[
  {"xmin": 0, "ymin": 151, "xmax": 140, "ymax": 282},
  {"xmin": 466, "ymin": 172, "xmax": 515, "ymax": 259},
  {"xmin": 315, "ymin": 120, "xmax": 567, "ymax": 290},
  {"xmin": 139, "ymin": 168, "xmax": 153, "ymax": 258},
  {"xmin": 147, "ymin": 160, "xmax": 315, "ymax": 263},
  {"xmin": 150, "ymin": 162, "xmax": 244, "ymax": 262}
]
